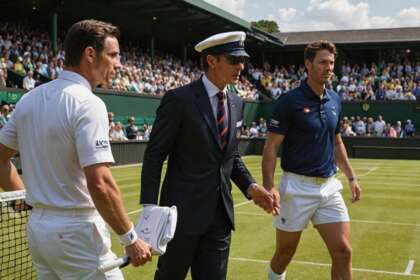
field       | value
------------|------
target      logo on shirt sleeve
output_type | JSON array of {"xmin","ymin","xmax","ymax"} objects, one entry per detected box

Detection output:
[{"xmin": 95, "ymin": 140, "xmax": 109, "ymax": 149}]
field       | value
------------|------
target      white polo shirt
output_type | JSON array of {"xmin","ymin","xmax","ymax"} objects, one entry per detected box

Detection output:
[{"xmin": 0, "ymin": 70, "xmax": 114, "ymax": 209}]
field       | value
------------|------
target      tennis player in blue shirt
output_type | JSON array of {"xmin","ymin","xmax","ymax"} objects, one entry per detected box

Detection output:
[{"xmin": 262, "ymin": 40, "xmax": 362, "ymax": 280}]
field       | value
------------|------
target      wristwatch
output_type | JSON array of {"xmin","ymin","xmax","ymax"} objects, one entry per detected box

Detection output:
[{"xmin": 348, "ymin": 176, "xmax": 358, "ymax": 182}]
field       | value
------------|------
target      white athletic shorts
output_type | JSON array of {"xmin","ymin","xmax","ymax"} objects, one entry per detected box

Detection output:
[
  {"xmin": 274, "ymin": 172, "xmax": 350, "ymax": 232},
  {"xmin": 27, "ymin": 207, "xmax": 124, "ymax": 280}
]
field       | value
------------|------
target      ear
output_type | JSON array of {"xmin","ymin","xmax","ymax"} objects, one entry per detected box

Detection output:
[
  {"xmin": 206, "ymin": 54, "xmax": 218, "ymax": 69},
  {"xmin": 304, "ymin": 59, "xmax": 311, "ymax": 72},
  {"xmin": 83, "ymin": 46, "xmax": 96, "ymax": 64}
]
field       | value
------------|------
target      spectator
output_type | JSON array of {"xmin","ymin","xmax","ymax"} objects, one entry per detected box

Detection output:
[
  {"xmin": 110, "ymin": 122, "xmax": 128, "ymax": 141},
  {"xmin": 108, "ymin": 111, "xmax": 115, "ymax": 132},
  {"xmin": 385, "ymin": 123, "xmax": 397, "ymax": 138},
  {"xmin": 22, "ymin": 70, "xmax": 36, "ymax": 90},
  {"xmin": 366, "ymin": 117, "xmax": 375, "ymax": 136},
  {"xmin": 249, "ymin": 122, "xmax": 259, "ymax": 138},
  {"xmin": 395, "ymin": 121, "xmax": 402, "ymax": 137},
  {"xmin": 0, "ymin": 104, "xmax": 10, "ymax": 129},
  {"xmin": 413, "ymin": 81, "xmax": 420, "ymax": 100},
  {"xmin": 143, "ymin": 124, "xmax": 152, "ymax": 141},
  {"xmin": 257, "ymin": 118, "xmax": 268, "ymax": 137},
  {"xmin": 341, "ymin": 120, "xmax": 356, "ymax": 136},
  {"xmin": 0, "ymin": 68, "xmax": 6, "ymax": 87},
  {"xmin": 373, "ymin": 115, "xmax": 386, "ymax": 136},
  {"xmin": 125, "ymin": 116, "xmax": 138, "ymax": 140},
  {"xmin": 353, "ymin": 116, "xmax": 366, "ymax": 136},
  {"xmin": 240, "ymin": 125, "xmax": 250, "ymax": 137},
  {"xmin": 403, "ymin": 119, "xmax": 415, "ymax": 137}
]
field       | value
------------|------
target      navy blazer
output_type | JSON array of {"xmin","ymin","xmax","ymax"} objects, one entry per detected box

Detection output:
[{"xmin": 140, "ymin": 77, "xmax": 255, "ymax": 235}]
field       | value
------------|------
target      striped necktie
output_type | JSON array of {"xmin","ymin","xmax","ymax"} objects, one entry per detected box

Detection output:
[{"xmin": 217, "ymin": 91, "xmax": 228, "ymax": 151}]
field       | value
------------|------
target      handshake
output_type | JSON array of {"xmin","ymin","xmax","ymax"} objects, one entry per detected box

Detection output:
[{"xmin": 247, "ymin": 183, "xmax": 280, "ymax": 215}]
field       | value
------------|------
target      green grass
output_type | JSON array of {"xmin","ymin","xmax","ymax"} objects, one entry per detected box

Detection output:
[
  {"xmin": 3, "ymin": 156, "xmax": 420, "ymax": 279},
  {"xmin": 107, "ymin": 156, "xmax": 420, "ymax": 279}
]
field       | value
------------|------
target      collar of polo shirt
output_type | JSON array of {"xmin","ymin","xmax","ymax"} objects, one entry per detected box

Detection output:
[{"xmin": 301, "ymin": 79, "xmax": 330, "ymax": 102}]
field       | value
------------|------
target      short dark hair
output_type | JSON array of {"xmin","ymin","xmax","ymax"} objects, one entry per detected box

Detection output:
[
  {"xmin": 201, "ymin": 55, "xmax": 210, "ymax": 72},
  {"xmin": 304, "ymin": 40, "xmax": 337, "ymax": 62},
  {"xmin": 64, "ymin": 19, "xmax": 120, "ymax": 67}
]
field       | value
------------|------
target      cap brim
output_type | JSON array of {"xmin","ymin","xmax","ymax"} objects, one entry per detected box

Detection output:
[{"xmin": 228, "ymin": 50, "xmax": 250, "ymax": 57}]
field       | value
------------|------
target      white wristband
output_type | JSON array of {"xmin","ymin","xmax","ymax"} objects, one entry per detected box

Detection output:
[{"xmin": 118, "ymin": 223, "xmax": 138, "ymax": 246}]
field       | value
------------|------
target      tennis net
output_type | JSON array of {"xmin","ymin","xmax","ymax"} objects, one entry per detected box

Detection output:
[{"xmin": 0, "ymin": 190, "xmax": 36, "ymax": 279}]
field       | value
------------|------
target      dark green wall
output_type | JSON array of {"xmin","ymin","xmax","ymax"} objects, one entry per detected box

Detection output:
[
  {"xmin": 2, "ymin": 88, "xmax": 420, "ymax": 127},
  {"xmin": 250, "ymin": 100, "xmax": 420, "ymax": 126},
  {"xmin": 94, "ymin": 89, "xmax": 161, "ymax": 117},
  {"xmin": 341, "ymin": 101, "xmax": 420, "ymax": 125}
]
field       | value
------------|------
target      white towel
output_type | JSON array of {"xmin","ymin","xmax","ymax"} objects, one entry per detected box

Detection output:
[{"xmin": 135, "ymin": 205, "xmax": 177, "ymax": 255}]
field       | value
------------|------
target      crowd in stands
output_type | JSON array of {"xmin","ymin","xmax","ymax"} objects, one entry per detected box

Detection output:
[
  {"xmin": 237, "ymin": 115, "xmax": 415, "ymax": 138},
  {"xmin": 108, "ymin": 112, "xmax": 153, "ymax": 141},
  {"xmin": 0, "ymin": 22, "xmax": 65, "ymax": 90},
  {"xmin": 239, "ymin": 117, "xmax": 268, "ymax": 138},
  {"xmin": 340, "ymin": 115, "xmax": 415, "ymax": 137},
  {"xmin": 4, "ymin": 22, "xmax": 419, "ymax": 103},
  {"xmin": 0, "ymin": 22, "xmax": 260, "ymax": 100},
  {"xmin": 248, "ymin": 52, "xmax": 420, "ymax": 101}
]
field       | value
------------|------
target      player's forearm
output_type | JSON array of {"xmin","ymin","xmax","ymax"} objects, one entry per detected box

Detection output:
[
  {"xmin": 87, "ymin": 173, "xmax": 132, "ymax": 235},
  {"xmin": 335, "ymin": 142, "xmax": 356, "ymax": 179},
  {"xmin": 0, "ymin": 159, "xmax": 24, "ymax": 191},
  {"xmin": 262, "ymin": 144, "xmax": 278, "ymax": 190}
]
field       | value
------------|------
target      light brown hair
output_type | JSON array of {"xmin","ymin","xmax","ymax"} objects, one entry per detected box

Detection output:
[
  {"xmin": 64, "ymin": 19, "xmax": 120, "ymax": 67},
  {"xmin": 304, "ymin": 40, "xmax": 337, "ymax": 62}
]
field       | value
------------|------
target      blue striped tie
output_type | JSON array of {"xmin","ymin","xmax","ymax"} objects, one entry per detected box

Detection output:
[{"xmin": 217, "ymin": 92, "xmax": 228, "ymax": 151}]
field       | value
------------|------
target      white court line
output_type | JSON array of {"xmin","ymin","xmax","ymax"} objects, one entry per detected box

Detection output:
[
  {"xmin": 241, "ymin": 155, "xmax": 260, "ymax": 159},
  {"xmin": 128, "ymin": 198, "xmax": 252, "ymax": 216},
  {"xmin": 235, "ymin": 211, "xmax": 420, "ymax": 227},
  {"xmin": 234, "ymin": 200, "xmax": 252, "ymax": 208},
  {"xmin": 360, "ymin": 166, "xmax": 378, "ymax": 177},
  {"xmin": 352, "ymin": 219, "xmax": 420, "ymax": 227},
  {"xmin": 361, "ymin": 181, "xmax": 420, "ymax": 188},
  {"xmin": 230, "ymin": 257, "xmax": 420, "ymax": 277},
  {"xmin": 128, "ymin": 208, "xmax": 144, "ymax": 216},
  {"xmin": 405, "ymin": 260, "xmax": 415, "ymax": 275}
]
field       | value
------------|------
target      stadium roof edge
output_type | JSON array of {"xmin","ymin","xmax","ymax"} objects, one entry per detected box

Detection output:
[
  {"xmin": 181, "ymin": 0, "xmax": 283, "ymax": 47},
  {"xmin": 182, "ymin": 0, "xmax": 251, "ymax": 29},
  {"xmin": 275, "ymin": 26, "xmax": 420, "ymax": 46}
]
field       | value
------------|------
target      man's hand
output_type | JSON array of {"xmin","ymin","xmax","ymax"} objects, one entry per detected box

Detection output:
[
  {"xmin": 268, "ymin": 188, "xmax": 280, "ymax": 216},
  {"xmin": 125, "ymin": 238, "xmax": 152, "ymax": 267},
  {"xmin": 248, "ymin": 183, "xmax": 274, "ymax": 214},
  {"xmin": 350, "ymin": 180, "xmax": 362, "ymax": 203}
]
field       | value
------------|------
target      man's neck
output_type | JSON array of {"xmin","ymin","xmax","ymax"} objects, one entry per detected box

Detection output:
[
  {"xmin": 306, "ymin": 77, "xmax": 325, "ymax": 98},
  {"xmin": 65, "ymin": 66, "xmax": 97, "ymax": 89}
]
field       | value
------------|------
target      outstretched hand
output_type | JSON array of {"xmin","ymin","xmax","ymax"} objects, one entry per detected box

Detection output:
[{"xmin": 248, "ymin": 184, "xmax": 279, "ymax": 215}]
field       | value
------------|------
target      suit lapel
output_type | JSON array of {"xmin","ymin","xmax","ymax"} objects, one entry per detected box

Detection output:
[{"xmin": 193, "ymin": 79, "xmax": 221, "ymax": 148}]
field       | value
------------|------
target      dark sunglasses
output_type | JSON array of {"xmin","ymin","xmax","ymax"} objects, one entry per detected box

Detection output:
[{"xmin": 224, "ymin": 55, "xmax": 248, "ymax": 65}]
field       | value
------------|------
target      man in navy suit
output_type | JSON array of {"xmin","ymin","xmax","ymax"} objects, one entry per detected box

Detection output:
[{"xmin": 140, "ymin": 31, "xmax": 276, "ymax": 280}]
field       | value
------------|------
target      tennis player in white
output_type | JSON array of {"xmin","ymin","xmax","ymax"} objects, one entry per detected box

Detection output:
[{"xmin": 0, "ymin": 19, "xmax": 152, "ymax": 279}]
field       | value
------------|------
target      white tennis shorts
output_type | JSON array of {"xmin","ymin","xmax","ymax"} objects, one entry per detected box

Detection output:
[
  {"xmin": 274, "ymin": 172, "xmax": 350, "ymax": 232},
  {"xmin": 27, "ymin": 207, "xmax": 124, "ymax": 280}
]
